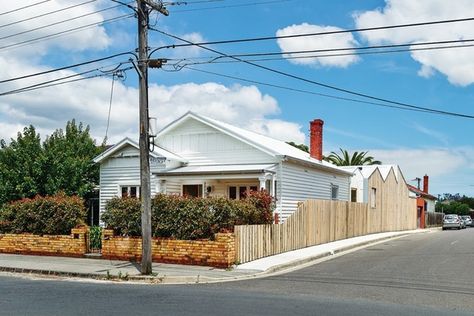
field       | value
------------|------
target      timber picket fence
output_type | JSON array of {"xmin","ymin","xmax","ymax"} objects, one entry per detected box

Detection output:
[{"xmin": 235, "ymin": 199, "xmax": 416, "ymax": 264}]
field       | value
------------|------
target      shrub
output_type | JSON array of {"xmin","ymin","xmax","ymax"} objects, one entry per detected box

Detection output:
[
  {"xmin": 0, "ymin": 193, "xmax": 86, "ymax": 235},
  {"xmin": 102, "ymin": 190, "xmax": 274, "ymax": 239},
  {"xmin": 101, "ymin": 197, "xmax": 141, "ymax": 236}
]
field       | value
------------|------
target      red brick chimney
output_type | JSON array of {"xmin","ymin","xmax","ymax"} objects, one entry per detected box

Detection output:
[
  {"xmin": 423, "ymin": 174, "xmax": 429, "ymax": 193},
  {"xmin": 310, "ymin": 119, "xmax": 324, "ymax": 161}
]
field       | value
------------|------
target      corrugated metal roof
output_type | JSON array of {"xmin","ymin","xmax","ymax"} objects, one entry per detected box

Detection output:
[
  {"xmin": 158, "ymin": 112, "xmax": 352, "ymax": 176},
  {"xmin": 340, "ymin": 165, "xmax": 400, "ymax": 181},
  {"xmin": 407, "ymin": 184, "xmax": 437, "ymax": 200},
  {"xmin": 155, "ymin": 163, "xmax": 277, "ymax": 176}
]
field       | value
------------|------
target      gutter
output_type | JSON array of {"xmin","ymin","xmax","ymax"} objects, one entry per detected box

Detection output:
[{"xmin": 279, "ymin": 155, "xmax": 353, "ymax": 176}]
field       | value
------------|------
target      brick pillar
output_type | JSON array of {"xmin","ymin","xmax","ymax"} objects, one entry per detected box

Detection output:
[
  {"xmin": 310, "ymin": 119, "xmax": 324, "ymax": 160},
  {"xmin": 71, "ymin": 226, "xmax": 89, "ymax": 254}
]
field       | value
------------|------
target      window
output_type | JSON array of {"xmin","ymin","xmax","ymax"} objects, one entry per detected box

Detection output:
[
  {"xmin": 331, "ymin": 184, "xmax": 339, "ymax": 200},
  {"xmin": 229, "ymin": 186, "xmax": 237, "ymax": 200},
  {"xmin": 371, "ymin": 188, "xmax": 377, "ymax": 208},
  {"xmin": 121, "ymin": 186, "xmax": 140, "ymax": 198},
  {"xmin": 351, "ymin": 188, "xmax": 357, "ymax": 202},
  {"xmin": 228, "ymin": 185, "xmax": 258, "ymax": 200},
  {"xmin": 182, "ymin": 184, "xmax": 203, "ymax": 197},
  {"xmin": 239, "ymin": 186, "xmax": 247, "ymax": 200}
]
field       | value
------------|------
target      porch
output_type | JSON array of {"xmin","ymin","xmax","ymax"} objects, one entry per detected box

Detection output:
[{"xmin": 154, "ymin": 163, "xmax": 278, "ymax": 201}]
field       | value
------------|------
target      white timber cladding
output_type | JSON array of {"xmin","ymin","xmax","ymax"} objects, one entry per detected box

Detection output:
[
  {"xmin": 426, "ymin": 199, "xmax": 436, "ymax": 213},
  {"xmin": 157, "ymin": 118, "xmax": 276, "ymax": 166},
  {"xmin": 279, "ymin": 161, "xmax": 350, "ymax": 221},
  {"xmin": 98, "ymin": 144, "xmax": 170, "ymax": 212}
]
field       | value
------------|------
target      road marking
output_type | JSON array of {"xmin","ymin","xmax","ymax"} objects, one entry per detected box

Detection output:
[{"xmin": 451, "ymin": 240, "xmax": 459, "ymax": 245}]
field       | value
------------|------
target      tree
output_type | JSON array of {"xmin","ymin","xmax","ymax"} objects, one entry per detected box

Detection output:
[
  {"xmin": 323, "ymin": 148, "xmax": 382, "ymax": 166},
  {"xmin": 286, "ymin": 141, "xmax": 309, "ymax": 153},
  {"xmin": 42, "ymin": 120, "xmax": 102, "ymax": 197},
  {"xmin": 0, "ymin": 120, "xmax": 103, "ymax": 207},
  {"xmin": 0, "ymin": 126, "xmax": 45, "ymax": 205},
  {"xmin": 436, "ymin": 201, "xmax": 470, "ymax": 215}
]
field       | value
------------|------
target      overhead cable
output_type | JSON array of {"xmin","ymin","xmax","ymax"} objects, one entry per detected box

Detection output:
[
  {"xmin": 152, "ymin": 27, "xmax": 474, "ymax": 119},
  {"xmin": 0, "ymin": 1, "xmax": 52, "ymax": 17},
  {"xmin": 0, "ymin": 14, "xmax": 134, "ymax": 52}
]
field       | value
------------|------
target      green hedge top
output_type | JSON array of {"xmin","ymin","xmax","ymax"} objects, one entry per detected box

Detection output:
[
  {"xmin": 102, "ymin": 190, "xmax": 274, "ymax": 240},
  {"xmin": 0, "ymin": 193, "xmax": 86, "ymax": 235}
]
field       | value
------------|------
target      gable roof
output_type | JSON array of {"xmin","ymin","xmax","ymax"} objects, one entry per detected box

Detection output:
[
  {"xmin": 157, "ymin": 111, "xmax": 351, "ymax": 175},
  {"xmin": 93, "ymin": 137, "xmax": 186, "ymax": 164},
  {"xmin": 407, "ymin": 184, "xmax": 437, "ymax": 200}
]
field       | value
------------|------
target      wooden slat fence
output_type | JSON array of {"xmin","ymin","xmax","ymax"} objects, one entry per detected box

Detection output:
[
  {"xmin": 425, "ymin": 212, "xmax": 444, "ymax": 227},
  {"xmin": 235, "ymin": 199, "xmax": 416, "ymax": 264}
]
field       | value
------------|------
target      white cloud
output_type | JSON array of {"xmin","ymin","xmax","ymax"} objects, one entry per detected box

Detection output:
[
  {"xmin": 371, "ymin": 148, "xmax": 466, "ymax": 177},
  {"xmin": 246, "ymin": 119, "xmax": 305, "ymax": 144},
  {"xmin": 0, "ymin": 55, "xmax": 305, "ymax": 145},
  {"xmin": 147, "ymin": 82, "xmax": 304, "ymax": 143},
  {"xmin": 276, "ymin": 23, "xmax": 359, "ymax": 68},
  {"xmin": 354, "ymin": 0, "xmax": 474, "ymax": 86},
  {"xmin": 0, "ymin": 3, "xmax": 305, "ymax": 146},
  {"xmin": 0, "ymin": 0, "xmax": 112, "ymax": 56}
]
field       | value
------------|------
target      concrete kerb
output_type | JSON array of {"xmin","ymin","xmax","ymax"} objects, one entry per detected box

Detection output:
[{"xmin": 0, "ymin": 229, "xmax": 436, "ymax": 285}]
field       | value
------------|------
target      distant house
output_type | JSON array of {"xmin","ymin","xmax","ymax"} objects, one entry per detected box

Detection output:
[
  {"xmin": 407, "ymin": 175, "xmax": 437, "ymax": 228},
  {"xmin": 93, "ymin": 112, "xmax": 352, "ymax": 222},
  {"xmin": 340, "ymin": 165, "xmax": 417, "ymax": 232}
]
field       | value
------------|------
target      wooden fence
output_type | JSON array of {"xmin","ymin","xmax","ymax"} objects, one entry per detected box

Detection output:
[
  {"xmin": 235, "ymin": 199, "xmax": 416, "ymax": 264},
  {"xmin": 425, "ymin": 212, "xmax": 444, "ymax": 227}
]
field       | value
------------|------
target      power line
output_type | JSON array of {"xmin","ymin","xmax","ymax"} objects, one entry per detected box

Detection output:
[
  {"xmin": 176, "ymin": 38, "xmax": 474, "ymax": 60},
  {"xmin": 0, "ymin": 64, "xmax": 119, "ymax": 97},
  {"xmin": 0, "ymin": 51, "xmax": 136, "ymax": 84},
  {"xmin": 178, "ymin": 0, "xmax": 225, "ymax": 3},
  {"xmin": 183, "ymin": 66, "xmax": 437, "ymax": 115},
  {"xmin": 0, "ymin": 3, "xmax": 128, "ymax": 42},
  {"xmin": 0, "ymin": 1, "xmax": 52, "ymax": 17},
  {"xmin": 152, "ymin": 27, "xmax": 474, "ymax": 119},
  {"xmin": 0, "ymin": 0, "xmax": 106, "ymax": 30},
  {"xmin": 171, "ymin": 0, "xmax": 292, "ymax": 12},
  {"xmin": 150, "ymin": 17, "xmax": 474, "ymax": 53},
  {"xmin": 170, "ymin": 41, "xmax": 474, "ymax": 67},
  {"xmin": 0, "ymin": 65, "xmax": 133, "ymax": 96},
  {"xmin": 0, "ymin": 14, "xmax": 134, "ymax": 52}
]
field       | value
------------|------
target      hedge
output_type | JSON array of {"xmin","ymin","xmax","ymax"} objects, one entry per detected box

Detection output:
[
  {"xmin": 102, "ymin": 190, "xmax": 274, "ymax": 239},
  {"xmin": 0, "ymin": 193, "xmax": 86, "ymax": 235}
]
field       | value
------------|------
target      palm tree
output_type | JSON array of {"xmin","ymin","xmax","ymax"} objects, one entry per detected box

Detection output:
[{"xmin": 324, "ymin": 148, "xmax": 381, "ymax": 166}]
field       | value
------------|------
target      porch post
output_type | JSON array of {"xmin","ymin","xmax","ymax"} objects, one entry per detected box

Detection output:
[{"xmin": 159, "ymin": 179, "xmax": 166, "ymax": 194}]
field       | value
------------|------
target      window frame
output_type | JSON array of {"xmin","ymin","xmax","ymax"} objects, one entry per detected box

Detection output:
[
  {"xmin": 370, "ymin": 187, "xmax": 377, "ymax": 208},
  {"xmin": 331, "ymin": 184, "xmax": 339, "ymax": 200},
  {"xmin": 182, "ymin": 184, "xmax": 203, "ymax": 198},
  {"xmin": 120, "ymin": 185, "xmax": 141, "ymax": 198},
  {"xmin": 228, "ymin": 184, "xmax": 259, "ymax": 200}
]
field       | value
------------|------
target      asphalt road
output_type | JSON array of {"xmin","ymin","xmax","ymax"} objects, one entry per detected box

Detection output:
[{"xmin": 1, "ymin": 228, "xmax": 473, "ymax": 316}]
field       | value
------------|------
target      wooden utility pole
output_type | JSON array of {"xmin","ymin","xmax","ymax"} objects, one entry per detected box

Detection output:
[
  {"xmin": 136, "ymin": 0, "xmax": 168, "ymax": 275},
  {"xmin": 137, "ymin": 0, "xmax": 152, "ymax": 275}
]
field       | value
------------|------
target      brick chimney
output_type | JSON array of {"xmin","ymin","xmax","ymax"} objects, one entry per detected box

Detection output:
[
  {"xmin": 310, "ymin": 119, "xmax": 324, "ymax": 161},
  {"xmin": 423, "ymin": 174, "xmax": 429, "ymax": 193}
]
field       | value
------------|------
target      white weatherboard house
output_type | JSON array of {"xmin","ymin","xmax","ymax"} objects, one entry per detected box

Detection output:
[{"xmin": 94, "ymin": 112, "xmax": 352, "ymax": 221}]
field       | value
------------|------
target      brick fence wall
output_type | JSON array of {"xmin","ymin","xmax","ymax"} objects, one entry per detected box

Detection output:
[
  {"xmin": 101, "ymin": 230, "xmax": 235, "ymax": 268},
  {"xmin": 0, "ymin": 227, "xmax": 89, "ymax": 257}
]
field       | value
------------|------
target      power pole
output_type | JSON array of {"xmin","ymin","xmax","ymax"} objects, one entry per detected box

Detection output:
[{"xmin": 136, "ymin": 0, "xmax": 168, "ymax": 275}]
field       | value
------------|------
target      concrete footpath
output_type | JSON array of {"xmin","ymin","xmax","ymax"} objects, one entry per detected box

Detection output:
[{"xmin": 0, "ymin": 229, "xmax": 435, "ymax": 284}]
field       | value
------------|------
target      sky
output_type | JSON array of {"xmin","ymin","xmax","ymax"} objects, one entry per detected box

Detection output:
[{"xmin": 1, "ymin": 0, "xmax": 474, "ymax": 197}]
